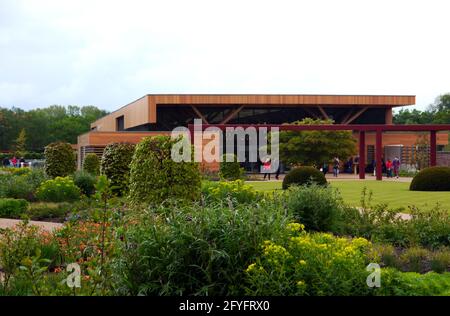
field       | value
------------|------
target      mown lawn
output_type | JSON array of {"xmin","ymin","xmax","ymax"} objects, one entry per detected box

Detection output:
[{"xmin": 248, "ymin": 180, "xmax": 450, "ymax": 211}]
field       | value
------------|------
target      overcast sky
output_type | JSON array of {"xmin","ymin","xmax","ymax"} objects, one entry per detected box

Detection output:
[{"xmin": 1, "ymin": 0, "xmax": 449, "ymax": 112}]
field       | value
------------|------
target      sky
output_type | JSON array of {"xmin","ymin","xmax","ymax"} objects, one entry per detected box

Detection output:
[{"xmin": 0, "ymin": 0, "xmax": 449, "ymax": 112}]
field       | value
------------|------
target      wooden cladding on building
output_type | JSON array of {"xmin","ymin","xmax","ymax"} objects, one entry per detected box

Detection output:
[{"xmin": 90, "ymin": 94, "xmax": 415, "ymax": 132}]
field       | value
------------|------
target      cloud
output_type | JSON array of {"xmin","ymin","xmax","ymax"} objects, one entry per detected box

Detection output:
[{"xmin": 0, "ymin": 0, "xmax": 449, "ymax": 111}]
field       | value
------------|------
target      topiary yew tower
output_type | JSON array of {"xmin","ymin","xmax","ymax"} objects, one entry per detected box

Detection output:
[
  {"xmin": 44, "ymin": 142, "xmax": 76, "ymax": 178},
  {"xmin": 129, "ymin": 135, "xmax": 201, "ymax": 204}
]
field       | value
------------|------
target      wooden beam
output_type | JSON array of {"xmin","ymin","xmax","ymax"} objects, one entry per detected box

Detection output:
[
  {"xmin": 340, "ymin": 109, "xmax": 354, "ymax": 124},
  {"xmin": 190, "ymin": 105, "xmax": 209, "ymax": 124},
  {"xmin": 317, "ymin": 106, "xmax": 330, "ymax": 120},
  {"xmin": 220, "ymin": 105, "xmax": 245, "ymax": 124},
  {"xmin": 343, "ymin": 107, "xmax": 368, "ymax": 125}
]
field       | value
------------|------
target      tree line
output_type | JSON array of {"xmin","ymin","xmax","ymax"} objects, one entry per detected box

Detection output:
[
  {"xmin": 394, "ymin": 93, "xmax": 450, "ymax": 124},
  {"xmin": 0, "ymin": 105, "xmax": 108, "ymax": 153}
]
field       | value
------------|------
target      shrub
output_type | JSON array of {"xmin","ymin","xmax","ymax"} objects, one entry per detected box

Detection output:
[
  {"xmin": 100, "ymin": 143, "xmax": 135, "ymax": 196},
  {"xmin": 286, "ymin": 184, "xmax": 341, "ymax": 232},
  {"xmin": 219, "ymin": 154, "xmax": 244, "ymax": 181},
  {"xmin": 400, "ymin": 247, "xmax": 429, "ymax": 273},
  {"xmin": 27, "ymin": 202, "xmax": 71, "ymax": 222},
  {"xmin": 128, "ymin": 136, "xmax": 201, "ymax": 205},
  {"xmin": 83, "ymin": 153, "xmax": 100, "ymax": 175},
  {"xmin": 370, "ymin": 244, "xmax": 400, "ymax": 269},
  {"xmin": 72, "ymin": 171, "xmax": 96, "ymax": 197},
  {"xmin": 410, "ymin": 166, "xmax": 450, "ymax": 191},
  {"xmin": 35, "ymin": 177, "xmax": 81, "ymax": 202},
  {"xmin": 245, "ymin": 228, "xmax": 373, "ymax": 296},
  {"xmin": 0, "ymin": 198, "xmax": 29, "ymax": 218},
  {"xmin": 114, "ymin": 199, "xmax": 291, "ymax": 295},
  {"xmin": 44, "ymin": 142, "xmax": 76, "ymax": 178},
  {"xmin": 376, "ymin": 268, "xmax": 450, "ymax": 296},
  {"xmin": 0, "ymin": 169, "xmax": 48, "ymax": 201},
  {"xmin": 201, "ymin": 180, "xmax": 261, "ymax": 205},
  {"xmin": 430, "ymin": 248, "xmax": 450, "ymax": 273},
  {"xmin": 282, "ymin": 166, "xmax": 327, "ymax": 190}
]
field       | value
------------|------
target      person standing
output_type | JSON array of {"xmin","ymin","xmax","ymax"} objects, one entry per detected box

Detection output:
[
  {"xmin": 2, "ymin": 157, "xmax": 10, "ymax": 167},
  {"xmin": 333, "ymin": 157, "xmax": 340, "ymax": 177},
  {"xmin": 263, "ymin": 158, "xmax": 271, "ymax": 180},
  {"xmin": 386, "ymin": 159, "xmax": 393, "ymax": 178},
  {"xmin": 393, "ymin": 157, "xmax": 400, "ymax": 179},
  {"xmin": 11, "ymin": 156, "xmax": 17, "ymax": 168}
]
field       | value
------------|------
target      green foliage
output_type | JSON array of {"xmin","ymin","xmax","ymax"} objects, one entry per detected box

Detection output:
[
  {"xmin": 375, "ymin": 269, "xmax": 450, "ymax": 296},
  {"xmin": 286, "ymin": 184, "xmax": 341, "ymax": 232},
  {"xmin": 410, "ymin": 166, "xmax": 450, "ymax": 191},
  {"xmin": 334, "ymin": 190, "xmax": 450, "ymax": 249},
  {"xmin": 400, "ymin": 247, "xmax": 430, "ymax": 273},
  {"xmin": 72, "ymin": 170, "xmax": 96, "ymax": 197},
  {"xmin": 201, "ymin": 180, "xmax": 261, "ymax": 205},
  {"xmin": 278, "ymin": 118, "xmax": 357, "ymax": 167},
  {"xmin": 83, "ymin": 153, "xmax": 100, "ymax": 175},
  {"xmin": 0, "ymin": 105, "xmax": 108, "ymax": 152},
  {"xmin": 44, "ymin": 142, "xmax": 76, "ymax": 178},
  {"xmin": 35, "ymin": 177, "xmax": 81, "ymax": 202},
  {"xmin": 282, "ymin": 166, "xmax": 327, "ymax": 190},
  {"xmin": 0, "ymin": 198, "xmax": 29, "ymax": 218},
  {"xmin": 27, "ymin": 202, "xmax": 71, "ymax": 221},
  {"xmin": 0, "ymin": 174, "xmax": 35, "ymax": 201},
  {"xmin": 430, "ymin": 248, "xmax": 450, "ymax": 273},
  {"xmin": 219, "ymin": 154, "xmax": 244, "ymax": 180},
  {"xmin": 114, "ymin": 199, "xmax": 291, "ymax": 295},
  {"xmin": 100, "ymin": 143, "xmax": 135, "ymax": 196},
  {"xmin": 14, "ymin": 128, "xmax": 27, "ymax": 157},
  {"xmin": 245, "ymin": 227, "xmax": 372, "ymax": 295},
  {"xmin": 128, "ymin": 136, "xmax": 201, "ymax": 205}
]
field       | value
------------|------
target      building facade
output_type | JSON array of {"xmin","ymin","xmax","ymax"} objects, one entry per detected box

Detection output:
[{"xmin": 77, "ymin": 94, "xmax": 448, "ymax": 171}]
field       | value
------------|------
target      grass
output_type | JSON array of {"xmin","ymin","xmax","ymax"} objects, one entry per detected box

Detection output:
[{"xmin": 248, "ymin": 180, "xmax": 450, "ymax": 211}]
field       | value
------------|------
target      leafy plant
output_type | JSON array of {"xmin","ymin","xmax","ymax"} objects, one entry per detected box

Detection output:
[
  {"xmin": 128, "ymin": 136, "xmax": 201, "ymax": 205},
  {"xmin": 35, "ymin": 177, "xmax": 81, "ymax": 202},
  {"xmin": 219, "ymin": 154, "xmax": 244, "ymax": 181},
  {"xmin": 430, "ymin": 248, "xmax": 450, "ymax": 273},
  {"xmin": 410, "ymin": 166, "xmax": 450, "ymax": 191},
  {"xmin": 282, "ymin": 166, "xmax": 327, "ymax": 190},
  {"xmin": 0, "ymin": 198, "xmax": 29, "ymax": 218},
  {"xmin": 285, "ymin": 184, "xmax": 341, "ymax": 232},
  {"xmin": 399, "ymin": 247, "xmax": 429, "ymax": 273},
  {"xmin": 44, "ymin": 142, "xmax": 76, "ymax": 178},
  {"xmin": 83, "ymin": 153, "xmax": 100, "ymax": 175},
  {"xmin": 100, "ymin": 143, "xmax": 135, "ymax": 196},
  {"xmin": 201, "ymin": 180, "xmax": 261, "ymax": 205},
  {"xmin": 72, "ymin": 170, "xmax": 96, "ymax": 197}
]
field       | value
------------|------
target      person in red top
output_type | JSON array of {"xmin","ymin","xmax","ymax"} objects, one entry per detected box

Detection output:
[
  {"xmin": 11, "ymin": 156, "xmax": 18, "ymax": 168},
  {"xmin": 386, "ymin": 159, "xmax": 393, "ymax": 178},
  {"xmin": 262, "ymin": 157, "xmax": 271, "ymax": 180}
]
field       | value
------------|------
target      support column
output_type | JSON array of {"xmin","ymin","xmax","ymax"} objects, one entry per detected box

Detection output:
[
  {"xmin": 376, "ymin": 129, "xmax": 383, "ymax": 180},
  {"xmin": 430, "ymin": 130, "xmax": 437, "ymax": 167},
  {"xmin": 359, "ymin": 131, "xmax": 366, "ymax": 179}
]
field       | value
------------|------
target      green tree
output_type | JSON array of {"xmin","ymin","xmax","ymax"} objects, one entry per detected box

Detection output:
[
  {"xmin": 278, "ymin": 118, "xmax": 357, "ymax": 167},
  {"xmin": 14, "ymin": 128, "xmax": 27, "ymax": 157},
  {"xmin": 44, "ymin": 142, "xmax": 77, "ymax": 178}
]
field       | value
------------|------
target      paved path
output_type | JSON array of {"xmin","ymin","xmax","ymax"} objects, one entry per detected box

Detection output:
[{"xmin": 0, "ymin": 219, "xmax": 63, "ymax": 232}]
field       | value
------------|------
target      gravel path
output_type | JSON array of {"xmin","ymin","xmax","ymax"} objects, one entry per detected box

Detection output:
[{"xmin": 0, "ymin": 219, "xmax": 63, "ymax": 232}]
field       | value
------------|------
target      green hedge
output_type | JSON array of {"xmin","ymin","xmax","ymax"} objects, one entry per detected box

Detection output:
[
  {"xmin": 83, "ymin": 153, "xmax": 100, "ymax": 175},
  {"xmin": 129, "ymin": 136, "xmax": 201, "ymax": 204},
  {"xmin": 44, "ymin": 142, "xmax": 76, "ymax": 178},
  {"xmin": 410, "ymin": 166, "xmax": 450, "ymax": 191},
  {"xmin": 219, "ymin": 154, "xmax": 244, "ymax": 180},
  {"xmin": 0, "ymin": 198, "xmax": 29, "ymax": 218},
  {"xmin": 100, "ymin": 143, "xmax": 135, "ymax": 196},
  {"xmin": 282, "ymin": 166, "xmax": 327, "ymax": 190}
]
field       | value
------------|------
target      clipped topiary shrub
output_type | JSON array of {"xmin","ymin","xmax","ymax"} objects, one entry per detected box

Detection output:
[
  {"xmin": 282, "ymin": 166, "xmax": 327, "ymax": 190},
  {"xmin": 44, "ymin": 142, "xmax": 76, "ymax": 178},
  {"xmin": 410, "ymin": 166, "xmax": 450, "ymax": 191},
  {"xmin": 219, "ymin": 154, "xmax": 244, "ymax": 181},
  {"xmin": 83, "ymin": 153, "xmax": 100, "ymax": 175},
  {"xmin": 100, "ymin": 143, "xmax": 135, "ymax": 196},
  {"xmin": 129, "ymin": 135, "xmax": 201, "ymax": 204},
  {"xmin": 0, "ymin": 198, "xmax": 29, "ymax": 218},
  {"xmin": 36, "ymin": 177, "xmax": 81, "ymax": 202},
  {"xmin": 72, "ymin": 170, "xmax": 96, "ymax": 197}
]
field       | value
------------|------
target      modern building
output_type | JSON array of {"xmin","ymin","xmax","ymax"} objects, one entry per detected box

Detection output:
[{"xmin": 77, "ymin": 94, "xmax": 449, "ymax": 172}]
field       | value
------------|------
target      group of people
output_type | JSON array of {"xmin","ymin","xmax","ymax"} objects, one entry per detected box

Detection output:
[
  {"xmin": 380, "ymin": 157, "xmax": 401, "ymax": 178},
  {"xmin": 2, "ymin": 156, "xmax": 26, "ymax": 168}
]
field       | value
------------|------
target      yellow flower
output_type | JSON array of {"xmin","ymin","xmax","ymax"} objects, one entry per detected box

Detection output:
[
  {"xmin": 296, "ymin": 280, "xmax": 305, "ymax": 287},
  {"xmin": 299, "ymin": 260, "xmax": 307, "ymax": 265},
  {"xmin": 286, "ymin": 222, "xmax": 305, "ymax": 232},
  {"xmin": 245, "ymin": 263, "xmax": 257, "ymax": 273}
]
